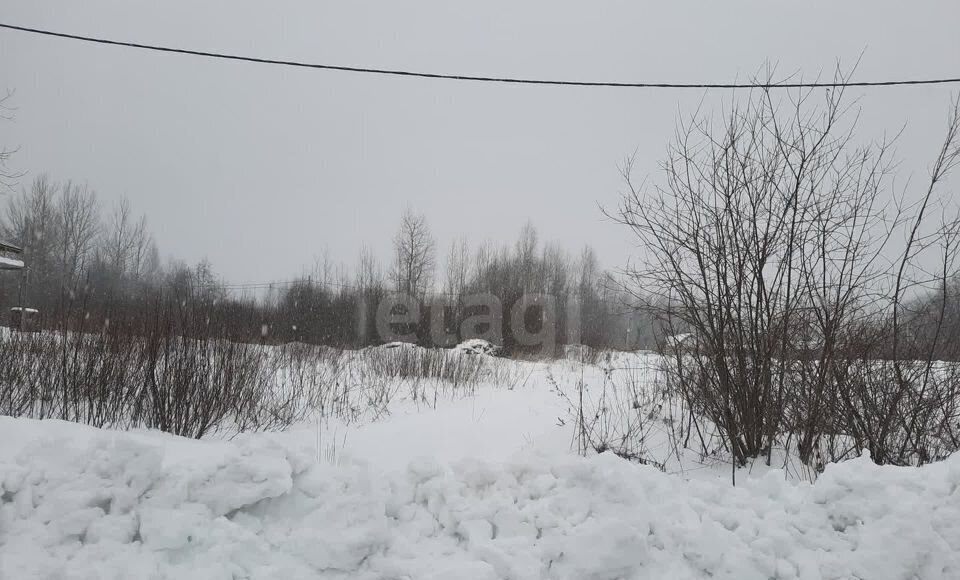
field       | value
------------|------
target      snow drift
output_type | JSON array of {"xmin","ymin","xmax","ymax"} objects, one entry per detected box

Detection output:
[{"xmin": 2, "ymin": 418, "xmax": 959, "ymax": 579}]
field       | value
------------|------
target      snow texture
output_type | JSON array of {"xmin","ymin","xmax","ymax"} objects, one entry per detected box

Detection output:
[{"xmin": 2, "ymin": 418, "xmax": 959, "ymax": 579}]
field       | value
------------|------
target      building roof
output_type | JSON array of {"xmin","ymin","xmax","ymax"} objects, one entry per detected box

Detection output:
[{"xmin": 0, "ymin": 241, "xmax": 23, "ymax": 254}]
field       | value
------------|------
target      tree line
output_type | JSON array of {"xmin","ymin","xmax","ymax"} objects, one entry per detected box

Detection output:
[{"xmin": 0, "ymin": 180, "xmax": 652, "ymax": 353}]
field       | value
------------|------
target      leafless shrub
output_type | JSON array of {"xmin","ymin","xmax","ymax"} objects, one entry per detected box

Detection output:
[
  {"xmin": 255, "ymin": 343, "xmax": 347, "ymax": 430},
  {"xmin": 0, "ymin": 294, "xmax": 281, "ymax": 438},
  {"xmin": 360, "ymin": 345, "xmax": 497, "ymax": 390},
  {"xmin": 553, "ymin": 356, "xmax": 668, "ymax": 470},
  {"xmin": 611, "ymin": 65, "xmax": 960, "ymax": 470}
]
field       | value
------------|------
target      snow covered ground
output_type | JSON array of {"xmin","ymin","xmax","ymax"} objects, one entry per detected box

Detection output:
[{"xmin": 2, "ymin": 351, "xmax": 959, "ymax": 578}]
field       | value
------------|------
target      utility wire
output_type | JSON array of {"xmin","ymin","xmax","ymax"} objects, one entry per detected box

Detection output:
[{"xmin": 3, "ymin": 22, "xmax": 960, "ymax": 90}]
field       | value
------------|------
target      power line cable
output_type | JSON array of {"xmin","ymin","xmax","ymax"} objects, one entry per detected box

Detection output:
[{"xmin": 3, "ymin": 22, "xmax": 960, "ymax": 89}]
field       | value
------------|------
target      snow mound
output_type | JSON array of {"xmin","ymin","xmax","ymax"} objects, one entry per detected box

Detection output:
[
  {"xmin": 367, "ymin": 341, "xmax": 421, "ymax": 351},
  {"xmin": 454, "ymin": 339, "xmax": 503, "ymax": 357},
  {"xmin": 2, "ymin": 423, "xmax": 959, "ymax": 579}
]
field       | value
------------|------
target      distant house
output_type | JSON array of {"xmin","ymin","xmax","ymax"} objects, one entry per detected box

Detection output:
[
  {"xmin": 1, "ymin": 241, "xmax": 32, "ymax": 330},
  {"xmin": 0, "ymin": 240, "xmax": 24, "ymax": 271}
]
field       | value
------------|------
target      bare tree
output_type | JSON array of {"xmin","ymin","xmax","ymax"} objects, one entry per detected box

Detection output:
[
  {"xmin": 515, "ymin": 220, "xmax": 538, "ymax": 292},
  {"xmin": 471, "ymin": 240, "xmax": 495, "ymax": 293},
  {"xmin": 0, "ymin": 90, "xmax": 22, "ymax": 193},
  {"xmin": 101, "ymin": 197, "xmax": 137, "ymax": 278},
  {"xmin": 575, "ymin": 245, "xmax": 604, "ymax": 345},
  {"xmin": 130, "ymin": 214, "xmax": 156, "ymax": 281},
  {"xmin": 4, "ymin": 174, "xmax": 58, "ymax": 257},
  {"xmin": 3, "ymin": 175, "xmax": 60, "ymax": 305},
  {"xmin": 357, "ymin": 245, "xmax": 384, "ymax": 292},
  {"xmin": 391, "ymin": 207, "xmax": 435, "ymax": 299},
  {"xmin": 444, "ymin": 238, "xmax": 470, "ymax": 305},
  {"xmin": 55, "ymin": 181, "xmax": 100, "ymax": 290},
  {"xmin": 541, "ymin": 241, "xmax": 569, "ymax": 297}
]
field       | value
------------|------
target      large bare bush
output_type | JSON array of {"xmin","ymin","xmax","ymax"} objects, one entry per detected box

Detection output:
[{"xmin": 613, "ymin": 69, "xmax": 960, "ymax": 468}]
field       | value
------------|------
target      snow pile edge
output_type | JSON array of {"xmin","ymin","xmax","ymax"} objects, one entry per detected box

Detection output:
[{"xmin": 2, "ymin": 424, "xmax": 959, "ymax": 579}]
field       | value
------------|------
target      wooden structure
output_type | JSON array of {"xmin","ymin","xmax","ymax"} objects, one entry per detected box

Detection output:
[
  {"xmin": 1, "ymin": 240, "xmax": 31, "ymax": 329},
  {"xmin": 0, "ymin": 240, "xmax": 24, "ymax": 271},
  {"xmin": 10, "ymin": 307, "xmax": 39, "ymax": 332}
]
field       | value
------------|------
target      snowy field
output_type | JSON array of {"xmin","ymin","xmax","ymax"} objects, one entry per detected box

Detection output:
[{"xmin": 2, "ymin": 349, "xmax": 959, "ymax": 579}]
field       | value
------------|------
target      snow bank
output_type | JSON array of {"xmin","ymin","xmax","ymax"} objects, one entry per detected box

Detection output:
[
  {"xmin": 454, "ymin": 339, "xmax": 503, "ymax": 357},
  {"xmin": 366, "ymin": 341, "xmax": 421, "ymax": 351},
  {"xmin": 2, "ymin": 420, "xmax": 959, "ymax": 579}
]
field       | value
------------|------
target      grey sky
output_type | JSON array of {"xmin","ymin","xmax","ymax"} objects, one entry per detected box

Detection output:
[{"xmin": 2, "ymin": 1, "xmax": 959, "ymax": 284}]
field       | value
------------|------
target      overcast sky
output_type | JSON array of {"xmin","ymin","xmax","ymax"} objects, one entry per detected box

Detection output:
[{"xmin": 2, "ymin": 1, "xmax": 959, "ymax": 285}]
